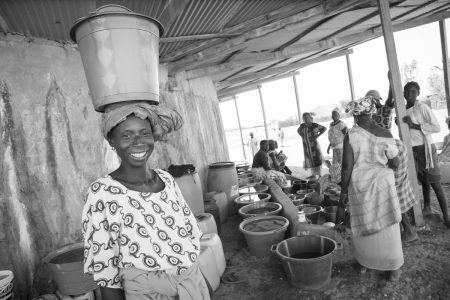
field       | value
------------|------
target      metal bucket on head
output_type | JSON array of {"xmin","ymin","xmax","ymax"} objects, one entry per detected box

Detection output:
[{"xmin": 70, "ymin": 5, "xmax": 164, "ymax": 112}]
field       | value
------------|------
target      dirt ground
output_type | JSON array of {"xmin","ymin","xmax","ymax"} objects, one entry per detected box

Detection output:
[{"xmin": 212, "ymin": 184, "xmax": 450, "ymax": 300}]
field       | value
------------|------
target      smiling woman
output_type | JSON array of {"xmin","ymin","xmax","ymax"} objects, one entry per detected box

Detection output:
[{"xmin": 81, "ymin": 102, "xmax": 211, "ymax": 300}]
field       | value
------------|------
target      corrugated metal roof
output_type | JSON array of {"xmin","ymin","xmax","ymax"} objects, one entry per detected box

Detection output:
[{"xmin": 0, "ymin": 0, "xmax": 449, "ymax": 94}]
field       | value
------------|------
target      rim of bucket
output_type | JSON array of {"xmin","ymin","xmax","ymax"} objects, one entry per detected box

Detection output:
[
  {"xmin": 70, "ymin": 4, "xmax": 164, "ymax": 42},
  {"xmin": 238, "ymin": 202, "xmax": 281, "ymax": 217},
  {"xmin": 0, "ymin": 270, "xmax": 13, "ymax": 287},
  {"xmin": 274, "ymin": 235, "xmax": 337, "ymax": 262},
  {"xmin": 296, "ymin": 204, "xmax": 322, "ymax": 215},
  {"xmin": 235, "ymin": 192, "xmax": 271, "ymax": 204},
  {"xmin": 43, "ymin": 242, "xmax": 84, "ymax": 264},
  {"xmin": 239, "ymin": 215, "xmax": 289, "ymax": 236},
  {"xmin": 239, "ymin": 184, "xmax": 268, "ymax": 193},
  {"xmin": 209, "ymin": 161, "xmax": 235, "ymax": 169}
]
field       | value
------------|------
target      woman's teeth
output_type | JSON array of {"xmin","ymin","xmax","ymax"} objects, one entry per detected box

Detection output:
[{"xmin": 131, "ymin": 152, "xmax": 146, "ymax": 158}]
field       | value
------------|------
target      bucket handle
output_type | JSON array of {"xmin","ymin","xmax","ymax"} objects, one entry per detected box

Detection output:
[
  {"xmin": 270, "ymin": 244, "xmax": 278, "ymax": 254},
  {"xmin": 335, "ymin": 242, "xmax": 343, "ymax": 250}
]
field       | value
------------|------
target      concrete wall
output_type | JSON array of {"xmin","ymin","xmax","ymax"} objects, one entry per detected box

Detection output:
[{"xmin": 0, "ymin": 34, "xmax": 228, "ymax": 298}]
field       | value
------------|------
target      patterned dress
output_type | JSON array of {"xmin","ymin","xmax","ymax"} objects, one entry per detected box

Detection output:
[
  {"xmin": 81, "ymin": 169, "xmax": 201, "ymax": 289},
  {"xmin": 394, "ymin": 139, "xmax": 417, "ymax": 213},
  {"xmin": 298, "ymin": 123, "xmax": 326, "ymax": 169},
  {"xmin": 372, "ymin": 105, "xmax": 394, "ymax": 129},
  {"xmin": 347, "ymin": 127, "xmax": 403, "ymax": 271}
]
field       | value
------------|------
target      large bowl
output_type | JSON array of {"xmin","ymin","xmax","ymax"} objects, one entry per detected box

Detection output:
[
  {"xmin": 234, "ymin": 192, "xmax": 271, "ymax": 207},
  {"xmin": 239, "ymin": 202, "xmax": 282, "ymax": 218},
  {"xmin": 239, "ymin": 184, "xmax": 269, "ymax": 195},
  {"xmin": 296, "ymin": 204, "xmax": 323, "ymax": 224}
]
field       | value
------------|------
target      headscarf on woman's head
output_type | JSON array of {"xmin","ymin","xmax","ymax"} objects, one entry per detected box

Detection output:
[
  {"xmin": 102, "ymin": 102, "xmax": 183, "ymax": 141},
  {"xmin": 345, "ymin": 96, "xmax": 377, "ymax": 116}
]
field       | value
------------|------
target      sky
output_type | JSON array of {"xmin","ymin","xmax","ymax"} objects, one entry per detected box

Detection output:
[{"xmin": 220, "ymin": 21, "xmax": 447, "ymax": 130}]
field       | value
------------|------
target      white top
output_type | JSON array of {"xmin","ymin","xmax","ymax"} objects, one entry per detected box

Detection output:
[
  {"xmin": 406, "ymin": 101, "xmax": 440, "ymax": 146},
  {"xmin": 81, "ymin": 169, "xmax": 201, "ymax": 289}
]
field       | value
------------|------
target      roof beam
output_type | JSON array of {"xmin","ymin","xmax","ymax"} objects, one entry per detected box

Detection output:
[
  {"xmin": 218, "ymin": 72, "xmax": 300, "ymax": 100},
  {"xmin": 216, "ymin": 49, "xmax": 353, "ymax": 89},
  {"xmin": 161, "ymin": 1, "xmax": 321, "ymax": 62},
  {"xmin": 160, "ymin": 33, "xmax": 239, "ymax": 43}
]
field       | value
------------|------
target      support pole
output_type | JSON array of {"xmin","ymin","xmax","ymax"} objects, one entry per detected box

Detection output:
[
  {"xmin": 292, "ymin": 73, "xmax": 302, "ymax": 123},
  {"xmin": 377, "ymin": 0, "xmax": 424, "ymax": 227},
  {"xmin": 257, "ymin": 85, "xmax": 269, "ymax": 139},
  {"xmin": 233, "ymin": 95, "xmax": 247, "ymax": 162},
  {"xmin": 439, "ymin": 19, "xmax": 450, "ymax": 115},
  {"xmin": 346, "ymin": 53, "xmax": 356, "ymax": 101}
]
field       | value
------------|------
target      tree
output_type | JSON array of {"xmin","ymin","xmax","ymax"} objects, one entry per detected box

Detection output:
[
  {"xmin": 401, "ymin": 59, "xmax": 419, "ymax": 83},
  {"xmin": 427, "ymin": 66, "xmax": 445, "ymax": 99}
]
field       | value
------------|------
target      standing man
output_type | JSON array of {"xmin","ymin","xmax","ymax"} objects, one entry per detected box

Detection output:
[
  {"xmin": 403, "ymin": 81, "xmax": 450, "ymax": 227},
  {"xmin": 278, "ymin": 127, "xmax": 285, "ymax": 147},
  {"xmin": 247, "ymin": 132, "xmax": 259, "ymax": 158}
]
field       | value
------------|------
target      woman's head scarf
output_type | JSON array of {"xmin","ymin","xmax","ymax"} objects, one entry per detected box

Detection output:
[
  {"xmin": 102, "ymin": 102, "xmax": 183, "ymax": 141},
  {"xmin": 345, "ymin": 96, "xmax": 377, "ymax": 116}
]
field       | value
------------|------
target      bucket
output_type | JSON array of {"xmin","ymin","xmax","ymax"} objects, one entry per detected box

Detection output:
[
  {"xmin": 238, "ymin": 202, "xmax": 282, "ymax": 219},
  {"xmin": 43, "ymin": 243, "xmax": 97, "ymax": 295},
  {"xmin": 174, "ymin": 171, "xmax": 204, "ymax": 215},
  {"xmin": 239, "ymin": 215, "xmax": 289, "ymax": 257},
  {"xmin": 296, "ymin": 204, "xmax": 323, "ymax": 224},
  {"xmin": 234, "ymin": 193, "xmax": 271, "ymax": 208},
  {"xmin": 70, "ymin": 5, "xmax": 164, "ymax": 112},
  {"xmin": 324, "ymin": 206, "xmax": 338, "ymax": 223},
  {"xmin": 198, "ymin": 247, "xmax": 220, "ymax": 292},
  {"xmin": 271, "ymin": 236, "xmax": 342, "ymax": 290},
  {"xmin": 200, "ymin": 233, "xmax": 226, "ymax": 276},
  {"xmin": 238, "ymin": 184, "xmax": 269, "ymax": 195},
  {"xmin": 195, "ymin": 213, "xmax": 218, "ymax": 235},
  {"xmin": 207, "ymin": 162, "xmax": 239, "ymax": 215},
  {"xmin": 0, "ymin": 270, "xmax": 13, "ymax": 300}
]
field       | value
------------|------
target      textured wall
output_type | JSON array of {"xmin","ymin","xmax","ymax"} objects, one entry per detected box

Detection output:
[{"xmin": 0, "ymin": 34, "xmax": 228, "ymax": 298}]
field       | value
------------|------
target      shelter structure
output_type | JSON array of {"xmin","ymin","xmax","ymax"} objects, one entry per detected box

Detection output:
[{"xmin": 0, "ymin": 0, "xmax": 450, "ymax": 297}]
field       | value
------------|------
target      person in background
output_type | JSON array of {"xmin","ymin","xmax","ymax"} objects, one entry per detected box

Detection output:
[
  {"xmin": 367, "ymin": 71, "xmax": 395, "ymax": 130},
  {"xmin": 327, "ymin": 108, "xmax": 347, "ymax": 183},
  {"xmin": 336, "ymin": 96, "xmax": 403, "ymax": 281},
  {"xmin": 252, "ymin": 140, "xmax": 287, "ymax": 187},
  {"xmin": 278, "ymin": 127, "xmax": 285, "ymax": 147},
  {"xmin": 247, "ymin": 132, "xmax": 259, "ymax": 158},
  {"xmin": 394, "ymin": 139, "xmax": 419, "ymax": 243},
  {"xmin": 82, "ymin": 103, "xmax": 210, "ymax": 300},
  {"xmin": 298, "ymin": 112, "xmax": 327, "ymax": 176},
  {"xmin": 268, "ymin": 140, "xmax": 292, "ymax": 175},
  {"xmin": 438, "ymin": 117, "xmax": 450, "ymax": 162},
  {"xmin": 403, "ymin": 81, "xmax": 450, "ymax": 227}
]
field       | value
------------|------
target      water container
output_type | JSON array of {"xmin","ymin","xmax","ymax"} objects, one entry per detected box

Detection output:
[
  {"xmin": 70, "ymin": 5, "xmax": 164, "ymax": 112},
  {"xmin": 43, "ymin": 243, "xmax": 97, "ymax": 295},
  {"xmin": 195, "ymin": 213, "xmax": 217, "ymax": 235},
  {"xmin": 200, "ymin": 233, "xmax": 226, "ymax": 276},
  {"xmin": 198, "ymin": 247, "xmax": 220, "ymax": 291},
  {"xmin": 174, "ymin": 171, "xmax": 204, "ymax": 215},
  {"xmin": 206, "ymin": 192, "xmax": 228, "ymax": 224},
  {"xmin": 207, "ymin": 162, "xmax": 239, "ymax": 215},
  {"xmin": 203, "ymin": 199, "xmax": 221, "ymax": 234},
  {"xmin": 0, "ymin": 270, "xmax": 13, "ymax": 300}
]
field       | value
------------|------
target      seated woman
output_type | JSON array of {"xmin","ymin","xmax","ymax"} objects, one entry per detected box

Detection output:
[
  {"xmin": 252, "ymin": 140, "xmax": 287, "ymax": 187},
  {"xmin": 82, "ymin": 102, "xmax": 210, "ymax": 300},
  {"xmin": 336, "ymin": 96, "xmax": 403, "ymax": 281},
  {"xmin": 268, "ymin": 140, "xmax": 291, "ymax": 175}
]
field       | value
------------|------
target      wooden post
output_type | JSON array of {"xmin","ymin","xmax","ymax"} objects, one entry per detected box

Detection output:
[
  {"xmin": 346, "ymin": 53, "xmax": 356, "ymax": 101},
  {"xmin": 257, "ymin": 85, "xmax": 269, "ymax": 139},
  {"xmin": 377, "ymin": 0, "xmax": 424, "ymax": 227},
  {"xmin": 233, "ymin": 95, "xmax": 247, "ymax": 162},
  {"xmin": 439, "ymin": 19, "xmax": 450, "ymax": 115},
  {"xmin": 292, "ymin": 73, "xmax": 302, "ymax": 124}
]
